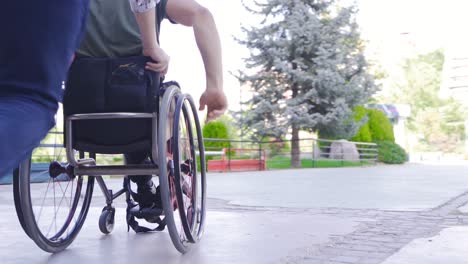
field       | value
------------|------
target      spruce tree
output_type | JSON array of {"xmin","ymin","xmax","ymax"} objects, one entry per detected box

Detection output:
[{"xmin": 237, "ymin": 0, "xmax": 377, "ymax": 167}]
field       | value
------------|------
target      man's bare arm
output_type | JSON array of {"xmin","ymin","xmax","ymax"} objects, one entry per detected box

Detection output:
[
  {"xmin": 129, "ymin": 0, "xmax": 170, "ymax": 74},
  {"xmin": 166, "ymin": 0, "xmax": 227, "ymax": 121}
]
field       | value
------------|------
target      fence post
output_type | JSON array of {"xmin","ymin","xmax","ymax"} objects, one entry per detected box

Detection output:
[
  {"xmin": 312, "ymin": 139, "xmax": 315, "ymax": 168},
  {"xmin": 228, "ymin": 140, "xmax": 231, "ymax": 172},
  {"xmin": 341, "ymin": 144, "xmax": 344, "ymax": 167},
  {"xmin": 360, "ymin": 143, "xmax": 363, "ymax": 166},
  {"xmin": 258, "ymin": 142, "xmax": 262, "ymax": 171},
  {"xmin": 203, "ymin": 138, "xmax": 207, "ymax": 173}
]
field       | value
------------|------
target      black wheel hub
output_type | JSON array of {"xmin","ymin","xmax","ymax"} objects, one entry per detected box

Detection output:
[{"xmin": 49, "ymin": 161, "xmax": 74, "ymax": 179}]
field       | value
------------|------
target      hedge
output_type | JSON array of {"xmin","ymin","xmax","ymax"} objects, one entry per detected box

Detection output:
[
  {"xmin": 367, "ymin": 109, "xmax": 395, "ymax": 142},
  {"xmin": 350, "ymin": 106, "xmax": 372, "ymax": 142},
  {"xmin": 202, "ymin": 121, "xmax": 229, "ymax": 150},
  {"xmin": 350, "ymin": 107, "xmax": 395, "ymax": 143},
  {"xmin": 377, "ymin": 141, "xmax": 408, "ymax": 164}
]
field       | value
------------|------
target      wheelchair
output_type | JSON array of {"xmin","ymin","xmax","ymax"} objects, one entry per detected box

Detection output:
[{"xmin": 13, "ymin": 56, "xmax": 207, "ymax": 254}]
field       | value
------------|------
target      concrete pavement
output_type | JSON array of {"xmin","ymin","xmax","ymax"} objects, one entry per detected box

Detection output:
[
  {"xmin": 0, "ymin": 163, "xmax": 467, "ymax": 263},
  {"xmin": 382, "ymin": 226, "xmax": 468, "ymax": 264}
]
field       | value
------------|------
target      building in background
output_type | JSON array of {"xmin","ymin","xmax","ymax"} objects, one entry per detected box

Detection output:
[
  {"xmin": 440, "ymin": 50, "xmax": 468, "ymax": 104},
  {"xmin": 440, "ymin": 34, "xmax": 468, "ymax": 156}
]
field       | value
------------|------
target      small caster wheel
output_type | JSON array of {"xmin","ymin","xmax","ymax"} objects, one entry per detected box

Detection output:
[{"xmin": 99, "ymin": 206, "xmax": 115, "ymax": 234}]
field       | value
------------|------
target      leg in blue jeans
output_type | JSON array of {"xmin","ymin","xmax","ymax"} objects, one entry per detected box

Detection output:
[
  {"xmin": 0, "ymin": 0, "xmax": 89, "ymax": 177},
  {"xmin": 0, "ymin": 96, "xmax": 56, "ymax": 177}
]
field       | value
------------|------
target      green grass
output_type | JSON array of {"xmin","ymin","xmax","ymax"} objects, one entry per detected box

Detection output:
[{"xmin": 266, "ymin": 156, "xmax": 368, "ymax": 169}]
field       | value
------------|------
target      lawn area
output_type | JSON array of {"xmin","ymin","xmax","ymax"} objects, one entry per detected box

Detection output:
[{"xmin": 266, "ymin": 155, "xmax": 368, "ymax": 169}]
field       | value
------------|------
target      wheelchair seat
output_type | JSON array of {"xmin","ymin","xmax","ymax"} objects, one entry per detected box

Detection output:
[{"xmin": 64, "ymin": 56, "xmax": 160, "ymax": 154}]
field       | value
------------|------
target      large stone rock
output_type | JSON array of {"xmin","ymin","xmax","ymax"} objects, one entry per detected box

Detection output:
[
  {"xmin": 313, "ymin": 142, "xmax": 323, "ymax": 159},
  {"xmin": 329, "ymin": 140, "xmax": 360, "ymax": 161}
]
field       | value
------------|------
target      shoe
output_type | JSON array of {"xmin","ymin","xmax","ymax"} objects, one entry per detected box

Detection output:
[
  {"xmin": 181, "ymin": 159, "xmax": 191, "ymax": 175},
  {"xmin": 180, "ymin": 160, "xmax": 193, "ymax": 196},
  {"xmin": 137, "ymin": 180, "xmax": 162, "ymax": 210}
]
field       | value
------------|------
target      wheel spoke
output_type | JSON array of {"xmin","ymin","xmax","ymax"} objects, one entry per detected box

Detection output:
[
  {"xmin": 36, "ymin": 177, "xmax": 52, "ymax": 224},
  {"xmin": 56, "ymin": 179, "xmax": 72, "ymax": 208},
  {"xmin": 53, "ymin": 180, "xmax": 72, "ymax": 220},
  {"xmin": 53, "ymin": 178, "xmax": 57, "ymax": 234}
]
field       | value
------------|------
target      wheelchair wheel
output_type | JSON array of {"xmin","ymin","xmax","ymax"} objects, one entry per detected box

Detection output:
[
  {"xmin": 14, "ymin": 130, "xmax": 94, "ymax": 253},
  {"xmin": 172, "ymin": 94, "xmax": 207, "ymax": 243},
  {"xmin": 159, "ymin": 84, "xmax": 206, "ymax": 253},
  {"xmin": 98, "ymin": 206, "xmax": 115, "ymax": 234}
]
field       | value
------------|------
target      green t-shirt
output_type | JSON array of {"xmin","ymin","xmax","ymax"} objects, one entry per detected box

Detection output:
[{"xmin": 76, "ymin": 0, "xmax": 168, "ymax": 58}]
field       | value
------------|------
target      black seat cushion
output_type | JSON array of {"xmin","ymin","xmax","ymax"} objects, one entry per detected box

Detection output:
[{"xmin": 64, "ymin": 56, "xmax": 160, "ymax": 154}]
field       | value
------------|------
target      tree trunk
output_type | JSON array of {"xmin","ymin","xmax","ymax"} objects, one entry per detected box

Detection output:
[
  {"xmin": 291, "ymin": 124, "xmax": 301, "ymax": 168},
  {"xmin": 290, "ymin": 67, "xmax": 301, "ymax": 168}
]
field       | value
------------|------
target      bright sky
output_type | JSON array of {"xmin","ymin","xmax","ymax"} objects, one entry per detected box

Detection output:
[
  {"xmin": 160, "ymin": 0, "xmax": 468, "ymax": 113},
  {"xmin": 357, "ymin": 0, "xmax": 468, "ymax": 68}
]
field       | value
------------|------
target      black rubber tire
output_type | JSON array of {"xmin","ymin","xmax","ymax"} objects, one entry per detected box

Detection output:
[
  {"xmin": 13, "ymin": 167, "xmax": 31, "ymax": 238},
  {"xmin": 158, "ymin": 84, "xmax": 191, "ymax": 253},
  {"xmin": 98, "ymin": 207, "xmax": 115, "ymax": 234},
  {"xmin": 173, "ymin": 94, "xmax": 207, "ymax": 243},
  {"xmin": 185, "ymin": 94, "xmax": 207, "ymax": 240},
  {"xmin": 17, "ymin": 157, "xmax": 94, "ymax": 253},
  {"xmin": 187, "ymin": 94, "xmax": 207, "ymax": 241}
]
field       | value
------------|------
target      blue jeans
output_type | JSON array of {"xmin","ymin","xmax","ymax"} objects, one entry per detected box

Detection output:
[{"xmin": 0, "ymin": 0, "xmax": 89, "ymax": 177}]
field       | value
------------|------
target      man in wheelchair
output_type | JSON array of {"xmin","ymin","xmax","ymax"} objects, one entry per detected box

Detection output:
[
  {"xmin": 72, "ymin": 0, "xmax": 226, "ymax": 219},
  {"xmin": 9, "ymin": 0, "xmax": 223, "ymax": 254}
]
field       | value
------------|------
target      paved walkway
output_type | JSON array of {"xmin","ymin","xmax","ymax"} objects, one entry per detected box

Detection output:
[{"xmin": 1, "ymin": 163, "xmax": 468, "ymax": 263}]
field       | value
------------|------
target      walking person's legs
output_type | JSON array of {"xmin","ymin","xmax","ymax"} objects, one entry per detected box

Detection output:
[{"xmin": 0, "ymin": 0, "xmax": 90, "ymax": 176}]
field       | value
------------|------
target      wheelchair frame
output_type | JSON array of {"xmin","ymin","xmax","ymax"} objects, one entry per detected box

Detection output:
[
  {"xmin": 66, "ymin": 112, "xmax": 161, "ymax": 209},
  {"xmin": 67, "ymin": 113, "xmax": 159, "ymax": 174},
  {"xmin": 14, "ymin": 83, "xmax": 207, "ymax": 254}
]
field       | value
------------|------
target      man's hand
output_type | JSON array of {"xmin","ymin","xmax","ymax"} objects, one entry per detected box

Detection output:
[
  {"xmin": 199, "ymin": 89, "xmax": 228, "ymax": 123},
  {"xmin": 143, "ymin": 46, "xmax": 170, "ymax": 75}
]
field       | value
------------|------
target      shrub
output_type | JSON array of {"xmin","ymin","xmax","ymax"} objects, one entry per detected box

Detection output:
[
  {"xmin": 215, "ymin": 115, "xmax": 239, "ymax": 141},
  {"xmin": 261, "ymin": 137, "xmax": 291, "ymax": 157},
  {"xmin": 377, "ymin": 141, "xmax": 408, "ymax": 164},
  {"xmin": 202, "ymin": 121, "xmax": 230, "ymax": 165},
  {"xmin": 367, "ymin": 109, "xmax": 395, "ymax": 142},
  {"xmin": 202, "ymin": 121, "xmax": 228, "ymax": 138},
  {"xmin": 350, "ymin": 106, "xmax": 372, "ymax": 142}
]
